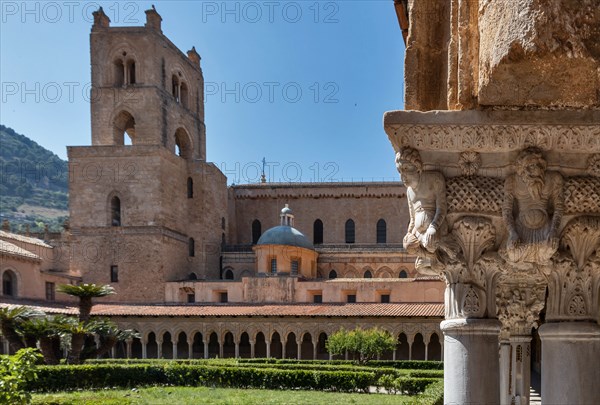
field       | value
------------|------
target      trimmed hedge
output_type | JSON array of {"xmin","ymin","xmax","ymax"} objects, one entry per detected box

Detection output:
[
  {"xmin": 28, "ymin": 364, "xmax": 374, "ymax": 393},
  {"xmin": 415, "ymin": 380, "xmax": 444, "ymax": 405}
]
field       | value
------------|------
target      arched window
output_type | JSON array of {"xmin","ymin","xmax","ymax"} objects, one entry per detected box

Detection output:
[
  {"xmin": 224, "ymin": 269, "xmax": 234, "ymax": 280},
  {"xmin": 175, "ymin": 128, "xmax": 192, "ymax": 159},
  {"xmin": 345, "ymin": 219, "xmax": 355, "ymax": 244},
  {"xmin": 328, "ymin": 270, "xmax": 337, "ymax": 279},
  {"xmin": 187, "ymin": 177, "xmax": 193, "ymax": 198},
  {"xmin": 172, "ymin": 75, "xmax": 180, "ymax": 102},
  {"xmin": 114, "ymin": 60, "xmax": 125, "ymax": 86},
  {"xmin": 188, "ymin": 238, "xmax": 195, "ymax": 257},
  {"xmin": 188, "ymin": 272, "xmax": 198, "ymax": 280},
  {"xmin": 113, "ymin": 110, "xmax": 135, "ymax": 145},
  {"xmin": 364, "ymin": 270, "xmax": 372, "ymax": 278},
  {"xmin": 180, "ymin": 82, "xmax": 189, "ymax": 108},
  {"xmin": 127, "ymin": 60, "xmax": 136, "ymax": 84},
  {"xmin": 251, "ymin": 220, "xmax": 261, "ymax": 244},
  {"xmin": 376, "ymin": 219, "xmax": 387, "ymax": 244},
  {"xmin": 399, "ymin": 270, "xmax": 408, "ymax": 278},
  {"xmin": 2, "ymin": 270, "xmax": 17, "ymax": 297},
  {"xmin": 313, "ymin": 219, "xmax": 323, "ymax": 244},
  {"xmin": 110, "ymin": 196, "xmax": 121, "ymax": 226}
]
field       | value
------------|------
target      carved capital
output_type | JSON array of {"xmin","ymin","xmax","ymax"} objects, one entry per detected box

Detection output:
[
  {"xmin": 496, "ymin": 273, "xmax": 547, "ymax": 336},
  {"xmin": 452, "ymin": 216, "xmax": 496, "ymax": 272},
  {"xmin": 561, "ymin": 216, "xmax": 600, "ymax": 270}
]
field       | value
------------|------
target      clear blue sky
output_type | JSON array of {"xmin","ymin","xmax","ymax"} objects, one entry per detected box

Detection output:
[{"xmin": 1, "ymin": 1, "xmax": 406, "ymax": 184}]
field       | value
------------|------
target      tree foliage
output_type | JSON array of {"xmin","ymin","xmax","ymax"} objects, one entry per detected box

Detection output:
[
  {"xmin": 0, "ymin": 348, "xmax": 43, "ymax": 404},
  {"xmin": 326, "ymin": 327, "xmax": 396, "ymax": 364}
]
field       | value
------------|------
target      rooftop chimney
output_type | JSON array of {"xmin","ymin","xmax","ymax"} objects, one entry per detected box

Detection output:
[
  {"xmin": 187, "ymin": 47, "xmax": 201, "ymax": 68},
  {"xmin": 145, "ymin": 5, "xmax": 162, "ymax": 32},
  {"xmin": 92, "ymin": 7, "xmax": 110, "ymax": 28}
]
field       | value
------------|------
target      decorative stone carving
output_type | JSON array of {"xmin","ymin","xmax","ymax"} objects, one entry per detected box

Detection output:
[
  {"xmin": 564, "ymin": 177, "xmax": 600, "ymax": 215},
  {"xmin": 561, "ymin": 216, "xmax": 600, "ymax": 270},
  {"xmin": 458, "ymin": 151, "xmax": 481, "ymax": 177},
  {"xmin": 587, "ymin": 154, "xmax": 600, "ymax": 177},
  {"xmin": 388, "ymin": 123, "xmax": 600, "ymax": 154},
  {"xmin": 545, "ymin": 252, "xmax": 600, "ymax": 322},
  {"xmin": 496, "ymin": 273, "xmax": 547, "ymax": 336},
  {"xmin": 396, "ymin": 147, "xmax": 455, "ymax": 275},
  {"xmin": 452, "ymin": 217, "xmax": 496, "ymax": 272},
  {"xmin": 502, "ymin": 148, "xmax": 564, "ymax": 264},
  {"xmin": 446, "ymin": 176, "xmax": 503, "ymax": 215}
]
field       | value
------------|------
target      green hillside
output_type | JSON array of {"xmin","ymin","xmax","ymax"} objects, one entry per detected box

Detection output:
[{"xmin": 0, "ymin": 124, "xmax": 69, "ymax": 232}]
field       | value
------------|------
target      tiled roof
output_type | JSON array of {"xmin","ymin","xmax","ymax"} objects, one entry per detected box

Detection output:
[
  {"xmin": 0, "ymin": 230, "xmax": 52, "ymax": 248},
  {"xmin": 0, "ymin": 240, "xmax": 40, "ymax": 260},
  {"xmin": 0, "ymin": 301, "xmax": 443, "ymax": 318}
]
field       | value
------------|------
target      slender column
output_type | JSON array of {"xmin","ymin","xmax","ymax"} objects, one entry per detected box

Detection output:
[
  {"xmin": 266, "ymin": 340, "xmax": 271, "ymax": 359},
  {"xmin": 282, "ymin": 342, "xmax": 286, "ymax": 359},
  {"xmin": 203, "ymin": 340, "xmax": 208, "ymax": 359},
  {"xmin": 407, "ymin": 335, "xmax": 414, "ymax": 361},
  {"xmin": 250, "ymin": 341, "xmax": 255, "ymax": 358},
  {"xmin": 510, "ymin": 336, "xmax": 531, "ymax": 405},
  {"xmin": 126, "ymin": 339, "xmax": 132, "ymax": 359},
  {"xmin": 187, "ymin": 338, "xmax": 194, "ymax": 359},
  {"xmin": 499, "ymin": 340, "xmax": 511, "ymax": 405},
  {"xmin": 424, "ymin": 335, "xmax": 430, "ymax": 361},
  {"xmin": 94, "ymin": 336, "xmax": 101, "ymax": 359},
  {"xmin": 539, "ymin": 322, "xmax": 600, "ymax": 404},
  {"xmin": 297, "ymin": 341, "xmax": 301, "ymax": 360},
  {"xmin": 157, "ymin": 340, "xmax": 163, "ymax": 359},
  {"xmin": 219, "ymin": 338, "xmax": 223, "ymax": 358},
  {"xmin": 312, "ymin": 341, "xmax": 317, "ymax": 360},
  {"xmin": 141, "ymin": 340, "xmax": 147, "ymax": 359},
  {"xmin": 392, "ymin": 349, "xmax": 397, "ymax": 361},
  {"xmin": 234, "ymin": 342, "xmax": 239, "ymax": 359},
  {"xmin": 110, "ymin": 346, "xmax": 116, "ymax": 359},
  {"xmin": 172, "ymin": 342, "xmax": 178, "ymax": 360},
  {"xmin": 329, "ymin": 352, "xmax": 332, "ymax": 360},
  {"xmin": 441, "ymin": 319, "xmax": 501, "ymax": 405}
]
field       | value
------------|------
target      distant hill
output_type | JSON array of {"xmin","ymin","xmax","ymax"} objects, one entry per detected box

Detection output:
[{"xmin": 0, "ymin": 124, "xmax": 69, "ymax": 232}]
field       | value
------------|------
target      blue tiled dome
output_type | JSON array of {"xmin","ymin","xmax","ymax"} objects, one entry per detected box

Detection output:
[{"xmin": 257, "ymin": 226, "xmax": 314, "ymax": 250}]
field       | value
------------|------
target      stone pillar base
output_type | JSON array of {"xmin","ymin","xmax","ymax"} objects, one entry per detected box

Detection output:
[
  {"xmin": 539, "ymin": 322, "xmax": 600, "ymax": 405},
  {"xmin": 441, "ymin": 318, "xmax": 501, "ymax": 405}
]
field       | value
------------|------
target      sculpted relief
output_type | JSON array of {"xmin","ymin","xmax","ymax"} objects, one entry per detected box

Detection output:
[
  {"xmin": 502, "ymin": 148, "xmax": 564, "ymax": 265},
  {"xmin": 398, "ymin": 145, "xmax": 599, "ymax": 329}
]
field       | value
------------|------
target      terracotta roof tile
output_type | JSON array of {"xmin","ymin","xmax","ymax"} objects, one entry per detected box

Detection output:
[
  {"xmin": 0, "ymin": 300, "xmax": 443, "ymax": 318},
  {"xmin": 0, "ymin": 240, "xmax": 40, "ymax": 260},
  {"xmin": 0, "ymin": 230, "xmax": 52, "ymax": 248}
]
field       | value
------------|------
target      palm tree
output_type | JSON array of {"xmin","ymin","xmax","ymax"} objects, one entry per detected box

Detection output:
[
  {"xmin": 0, "ymin": 306, "xmax": 43, "ymax": 353},
  {"xmin": 56, "ymin": 317, "xmax": 92, "ymax": 365},
  {"xmin": 17, "ymin": 317, "xmax": 62, "ymax": 365},
  {"xmin": 57, "ymin": 284, "xmax": 115, "ymax": 322}
]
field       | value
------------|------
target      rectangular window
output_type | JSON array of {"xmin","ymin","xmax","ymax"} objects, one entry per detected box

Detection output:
[
  {"xmin": 291, "ymin": 259, "xmax": 299, "ymax": 275},
  {"xmin": 347, "ymin": 294, "xmax": 356, "ymax": 303},
  {"xmin": 187, "ymin": 293, "xmax": 195, "ymax": 303},
  {"xmin": 110, "ymin": 265, "xmax": 119, "ymax": 282},
  {"xmin": 220, "ymin": 292, "xmax": 228, "ymax": 303},
  {"xmin": 270, "ymin": 258, "xmax": 277, "ymax": 274},
  {"xmin": 313, "ymin": 294, "xmax": 322, "ymax": 304},
  {"xmin": 380, "ymin": 294, "xmax": 390, "ymax": 303},
  {"xmin": 45, "ymin": 282, "xmax": 55, "ymax": 301}
]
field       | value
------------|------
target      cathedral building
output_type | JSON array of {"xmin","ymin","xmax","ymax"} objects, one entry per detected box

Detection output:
[{"xmin": 1, "ymin": 7, "xmax": 445, "ymax": 363}]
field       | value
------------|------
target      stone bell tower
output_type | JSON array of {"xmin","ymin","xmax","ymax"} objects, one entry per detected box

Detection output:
[
  {"xmin": 68, "ymin": 7, "xmax": 227, "ymax": 302},
  {"xmin": 387, "ymin": 1, "xmax": 600, "ymax": 404}
]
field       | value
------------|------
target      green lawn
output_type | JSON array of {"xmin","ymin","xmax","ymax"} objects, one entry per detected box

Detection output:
[{"xmin": 32, "ymin": 386, "xmax": 425, "ymax": 405}]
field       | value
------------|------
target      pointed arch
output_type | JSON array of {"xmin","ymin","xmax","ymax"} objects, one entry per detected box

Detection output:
[
  {"xmin": 251, "ymin": 220, "xmax": 262, "ymax": 244},
  {"xmin": 376, "ymin": 219, "xmax": 387, "ymax": 243},
  {"xmin": 313, "ymin": 219, "xmax": 323, "ymax": 244},
  {"xmin": 175, "ymin": 127, "xmax": 193, "ymax": 159},
  {"xmin": 108, "ymin": 193, "xmax": 122, "ymax": 226},
  {"xmin": 113, "ymin": 110, "xmax": 136, "ymax": 145},
  {"xmin": 345, "ymin": 219, "xmax": 355, "ymax": 243}
]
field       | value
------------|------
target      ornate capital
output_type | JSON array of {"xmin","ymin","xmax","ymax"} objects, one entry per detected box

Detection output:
[{"xmin": 496, "ymin": 273, "xmax": 547, "ymax": 336}]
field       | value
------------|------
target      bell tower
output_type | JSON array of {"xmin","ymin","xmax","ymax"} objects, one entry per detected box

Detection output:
[{"xmin": 68, "ymin": 7, "xmax": 227, "ymax": 302}]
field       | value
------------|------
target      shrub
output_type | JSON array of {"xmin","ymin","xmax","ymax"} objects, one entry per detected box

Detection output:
[
  {"xmin": 326, "ymin": 328, "xmax": 396, "ymax": 364},
  {"xmin": 0, "ymin": 348, "xmax": 43, "ymax": 404},
  {"xmin": 394, "ymin": 377, "xmax": 441, "ymax": 395},
  {"xmin": 416, "ymin": 379, "xmax": 444, "ymax": 405}
]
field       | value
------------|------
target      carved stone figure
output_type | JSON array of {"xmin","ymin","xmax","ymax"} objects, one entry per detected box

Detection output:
[
  {"xmin": 396, "ymin": 147, "xmax": 454, "ymax": 274},
  {"xmin": 503, "ymin": 148, "xmax": 564, "ymax": 264}
]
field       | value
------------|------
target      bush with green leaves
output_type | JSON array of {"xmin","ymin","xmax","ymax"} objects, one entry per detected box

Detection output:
[
  {"xmin": 0, "ymin": 348, "xmax": 43, "ymax": 404},
  {"xmin": 326, "ymin": 327, "xmax": 396, "ymax": 364}
]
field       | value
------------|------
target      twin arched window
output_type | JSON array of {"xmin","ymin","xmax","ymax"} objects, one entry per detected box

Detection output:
[
  {"xmin": 114, "ymin": 58, "xmax": 136, "ymax": 87},
  {"xmin": 172, "ymin": 74, "xmax": 189, "ymax": 108}
]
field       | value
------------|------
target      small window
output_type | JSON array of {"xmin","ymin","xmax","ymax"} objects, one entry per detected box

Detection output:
[
  {"xmin": 380, "ymin": 294, "xmax": 390, "ymax": 303},
  {"xmin": 45, "ymin": 282, "xmax": 55, "ymax": 301},
  {"xmin": 347, "ymin": 294, "xmax": 356, "ymax": 303},
  {"xmin": 220, "ymin": 292, "xmax": 228, "ymax": 303},
  {"xmin": 127, "ymin": 60, "xmax": 136, "ymax": 84},
  {"xmin": 345, "ymin": 219, "xmax": 355, "ymax": 244},
  {"xmin": 221, "ymin": 217, "xmax": 226, "ymax": 230},
  {"xmin": 110, "ymin": 265, "xmax": 119, "ymax": 283},
  {"xmin": 364, "ymin": 270, "xmax": 372, "ymax": 279},
  {"xmin": 399, "ymin": 270, "xmax": 408, "ymax": 279},
  {"xmin": 2, "ymin": 270, "xmax": 16, "ymax": 296},
  {"xmin": 189, "ymin": 238, "xmax": 195, "ymax": 257},
  {"xmin": 313, "ymin": 294, "xmax": 322, "ymax": 304},
  {"xmin": 270, "ymin": 258, "xmax": 277, "ymax": 274},
  {"xmin": 224, "ymin": 269, "xmax": 234, "ymax": 280},
  {"xmin": 376, "ymin": 219, "xmax": 387, "ymax": 244},
  {"xmin": 328, "ymin": 270, "xmax": 337, "ymax": 279},
  {"xmin": 172, "ymin": 75, "xmax": 180, "ymax": 102},
  {"xmin": 252, "ymin": 220, "xmax": 262, "ymax": 244},
  {"xmin": 114, "ymin": 60, "xmax": 125, "ymax": 87},
  {"xmin": 187, "ymin": 293, "xmax": 195, "ymax": 303},
  {"xmin": 187, "ymin": 177, "xmax": 193, "ymax": 198},
  {"xmin": 291, "ymin": 260, "xmax": 299, "ymax": 276},
  {"xmin": 313, "ymin": 219, "xmax": 323, "ymax": 244},
  {"xmin": 110, "ymin": 196, "xmax": 121, "ymax": 226}
]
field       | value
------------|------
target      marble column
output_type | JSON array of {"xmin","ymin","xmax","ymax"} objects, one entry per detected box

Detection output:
[
  {"xmin": 266, "ymin": 341, "xmax": 271, "ymax": 359},
  {"xmin": 234, "ymin": 342, "xmax": 239, "ymax": 358},
  {"xmin": 141, "ymin": 341, "xmax": 147, "ymax": 359},
  {"xmin": 441, "ymin": 318, "xmax": 501, "ymax": 405},
  {"xmin": 499, "ymin": 340, "xmax": 511, "ymax": 405},
  {"xmin": 509, "ymin": 336, "xmax": 531, "ymax": 405},
  {"xmin": 250, "ymin": 341, "xmax": 255, "ymax": 358},
  {"xmin": 312, "ymin": 341, "xmax": 317, "ymax": 360},
  {"xmin": 296, "ymin": 341, "xmax": 301, "ymax": 360},
  {"xmin": 125, "ymin": 339, "xmax": 132, "ymax": 359},
  {"xmin": 203, "ymin": 340, "xmax": 208, "ymax": 359},
  {"xmin": 539, "ymin": 322, "xmax": 600, "ymax": 405},
  {"xmin": 172, "ymin": 342, "xmax": 178, "ymax": 359}
]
